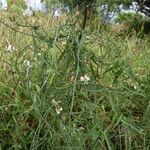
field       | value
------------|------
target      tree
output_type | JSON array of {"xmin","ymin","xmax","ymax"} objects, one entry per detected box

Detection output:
[{"xmin": 136, "ymin": 0, "xmax": 150, "ymax": 16}]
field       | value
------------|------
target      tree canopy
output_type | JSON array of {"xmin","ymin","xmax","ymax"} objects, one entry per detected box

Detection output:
[{"xmin": 44, "ymin": 0, "xmax": 150, "ymax": 17}]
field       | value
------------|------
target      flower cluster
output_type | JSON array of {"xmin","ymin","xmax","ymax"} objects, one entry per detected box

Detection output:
[{"xmin": 52, "ymin": 99, "xmax": 63, "ymax": 115}]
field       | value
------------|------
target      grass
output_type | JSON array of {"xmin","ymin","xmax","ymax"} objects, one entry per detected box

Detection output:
[{"xmin": 0, "ymin": 10, "xmax": 150, "ymax": 149}]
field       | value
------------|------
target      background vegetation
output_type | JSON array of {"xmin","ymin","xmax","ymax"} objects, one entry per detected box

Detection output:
[{"xmin": 0, "ymin": 0, "xmax": 150, "ymax": 149}]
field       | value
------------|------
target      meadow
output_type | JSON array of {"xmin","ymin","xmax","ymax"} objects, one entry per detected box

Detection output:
[{"xmin": 0, "ymin": 10, "xmax": 150, "ymax": 149}]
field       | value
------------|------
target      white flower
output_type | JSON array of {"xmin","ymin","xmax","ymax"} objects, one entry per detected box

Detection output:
[
  {"xmin": 55, "ymin": 106, "xmax": 63, "ymax": 114},
  {"xmin": 23, "ymin": 60, "xmax": 32, "ymax": 67},
  {"xmin": 79, "ymin": 127, "xmax": 85, "ymax": 131},
  {"xmin": 80, "ymin": 74, "xmax": 90, "ymax": 84},
  {"xmin": 52, "ymin": 99, "xmax": 61, "ymax": 106},
  {"xmin": 23, "ymin": 60, "xmax": 33, "ymax": 78},
  {"xmin": 6, "ymin": 44, "xmax": 15, "ymax": 52},
  {"xmin": 134, "ymin": 85, "xmax": 137, "ymax": 90},
  {"xmin": 84, "ymin": 75, "xmax": 90, "ymax": 81},
  {"xmin": 52, "ymin": 99, "xmax": 63, "ymax": 114},
  {"xmin": 38, "ymin": 53, "xmax": 41, "ymax": 56}
]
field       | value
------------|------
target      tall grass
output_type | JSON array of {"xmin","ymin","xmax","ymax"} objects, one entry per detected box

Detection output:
[{"xmin": 0, "ymin": 10, "xmax": 150, "ymax": 149}]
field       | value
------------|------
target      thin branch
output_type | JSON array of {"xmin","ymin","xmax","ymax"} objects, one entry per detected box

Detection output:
[{"xmin": 0, "ymin": 19, "xmax": 38, "ymax": 38}]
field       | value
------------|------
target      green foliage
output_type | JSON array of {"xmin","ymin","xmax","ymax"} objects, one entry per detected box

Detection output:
[
  {"xmin": 11, "ymin": 4, "xmax": 24, "ymax": 14},
  {"xmin": 7, "ymin": 0, "xmax": 27, "ymax": 14},
  {"xmin": 0, "ymin": 2, "xmax": 150, "ymax": 149}
]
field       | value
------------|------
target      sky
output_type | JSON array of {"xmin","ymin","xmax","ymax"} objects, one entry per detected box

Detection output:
[
  {"xmin": 0, "ymin": 0, "xmax": 7, "ymax": 9},
  {"xmin": 24, "ymin": 0, "xmax": 45, "ymax": 11}
]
